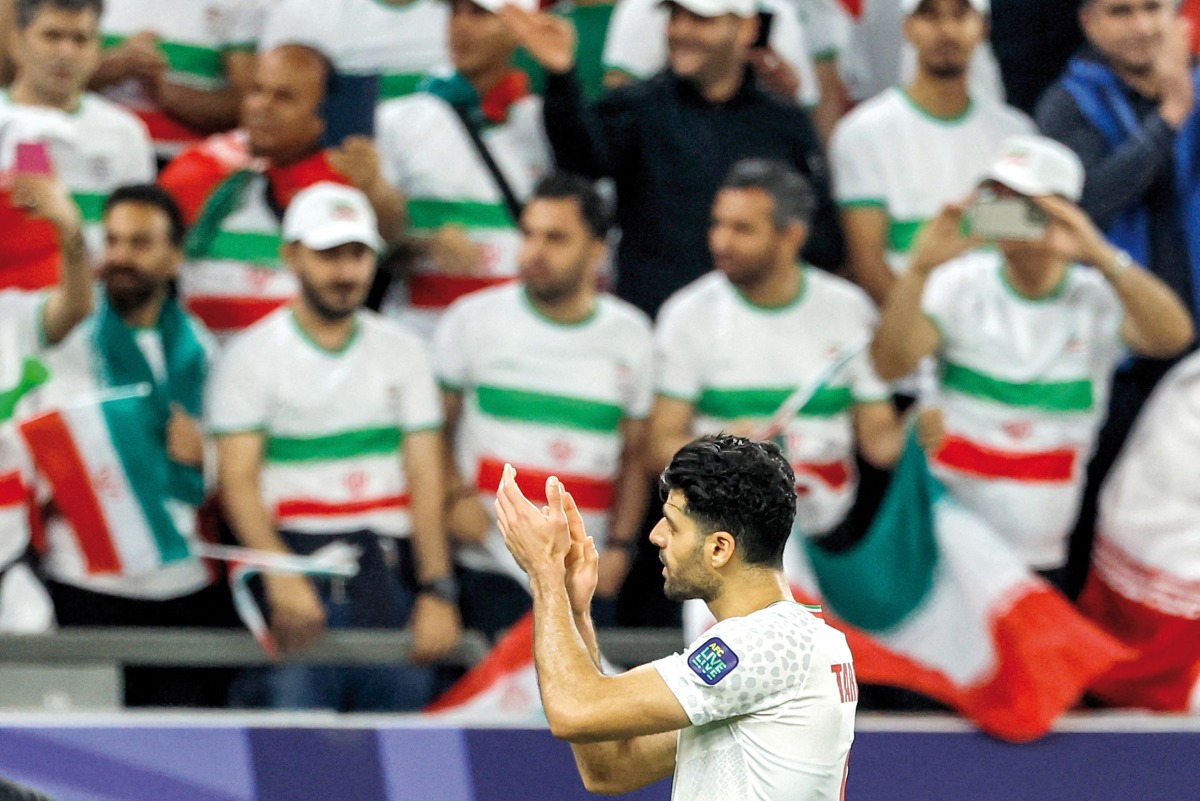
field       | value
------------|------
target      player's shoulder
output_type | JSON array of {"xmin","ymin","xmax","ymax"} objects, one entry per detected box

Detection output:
[
  {"xmin": 376, "ymin": 84, "xmax": 456, "ymax": 132},
  {"xmin": 971, "ymin": 96, "xmax": 1037, "ymax": 134},
  {"xmin": 443, "ymin": 282, "xmax": 523, "ymax": 323},
  {"xmin": 356, "ymin": 309, "xmax": 430, "ymax": 353},
  {"xmin": 833, "ymin": 87, "xmax": 905, "ymax": 143},
  {"xmin": 699, "ymin": 603, "xmax": 826, "ymax": 670},
  {"xmin": 658, "ymin": 272, "xmax": 730, "ymax": 324},
  {"xmin": 596, "ymin": 292, "xmax": 654, "ymax": 338},
  {"xmin": 79, "ymin": 92, "xmax": 147, "ymax": 131},
  {"xmin": 220, "ymin": 307, "xmax": 292, "ymax": 356},
  {"xmin": 804, "ymin": 266, "xmax": 876, "ymax": 313}
]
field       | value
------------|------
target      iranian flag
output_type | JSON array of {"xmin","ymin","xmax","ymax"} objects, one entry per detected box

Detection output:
[
  {"xmin": 17, "ymin": 387, "xmax": 192, "ymax": 576},
  {"xmin": 426, "ymin": 612, "xmax": 544, "ymax": 722},
  {"xmin": 1077, "ymin": 354, "xmax": 1200, "ymax": 712},
  {"xmin": 791, "ymin": 437, "xmax": 1132, "ymax": 742}
]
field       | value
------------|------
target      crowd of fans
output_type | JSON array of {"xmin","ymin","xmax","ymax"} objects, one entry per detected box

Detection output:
[{"xmin": 0, "ymin": 0, "xmax": 1198, "ymax": 719}]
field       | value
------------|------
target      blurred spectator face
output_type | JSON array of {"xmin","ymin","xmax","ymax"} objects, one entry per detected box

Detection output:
[
  {"xmin": 448, "ymin": 0, "xmax": 518, "ymax": 79},
  {"xmin": 242, "ymin": 46, "xmax": 327, "ymax": 163},
  {"xmin": 285, "ymin": 242, "xmax": 375, "ymax": 321},
  {"xmin": 100, "ymin": 202, "xmax": 182, "ymax": 316},
  {"xmin": 709, "ymin": 187, "xmax": 802, "ymax": 288},
  {"xmin": 1080, "ymin": 0, "xmax": 1173, "ymax": 76},
  {"xmin": 665, "ymin": 4, "xmax": 756, "ymax": 87},
  {"xmin": 10, "ymin": 4, "xmax": 101, "ymax": 106},
  {"xmin": 517, "ymin": 197, "xmax": 603, "ymax": 305},
  {"xmin": 904, "ymin": 0, "xmax": 986, "ymax": 81}
]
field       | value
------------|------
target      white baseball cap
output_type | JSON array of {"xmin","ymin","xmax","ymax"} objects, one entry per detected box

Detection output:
[
  {"xmin": 282, "ymin": 182, "xmax": 383, "ymax": 252},
  {"xmin": 901, "ymin": 0, "xmax": 990, "ymax": 15},
  {"xmin": 985, "ymin": 135, "xmax": 1085, "ymax": 202},
  {"xmin": 659, "ymin": 0, "xmax": 757, "ymax": 19},
  {"xmin": 467, "ymin": 0, "xmax": 538, "ymax": 13}
]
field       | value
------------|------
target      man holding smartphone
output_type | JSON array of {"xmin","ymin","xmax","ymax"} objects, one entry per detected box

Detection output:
[{"xmin": 871, "ymin": 134, "xmax": 1194, "ymax": 589}]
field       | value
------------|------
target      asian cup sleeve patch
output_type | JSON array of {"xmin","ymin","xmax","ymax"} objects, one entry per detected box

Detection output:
[{"xmin": 687, "ymin": 637, "xmax": 739, "ymax": 685}]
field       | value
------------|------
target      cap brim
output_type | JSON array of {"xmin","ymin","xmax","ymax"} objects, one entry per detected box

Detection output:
[
  {"xmin": 658, "ymin": 0, "xmax": 752, "ymax": 18},
  {"xmin": 985, "ymin": 163, "xmax": 1047, "ymax": 198},
  {"xmin": 294, "ymin": 222, "xmax": 383, "ymax": 252}
]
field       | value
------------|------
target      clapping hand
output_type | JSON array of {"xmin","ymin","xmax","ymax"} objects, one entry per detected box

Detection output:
[{"xmin": 494, "ymin": 465, "xmax": 572, "ymax": 580}]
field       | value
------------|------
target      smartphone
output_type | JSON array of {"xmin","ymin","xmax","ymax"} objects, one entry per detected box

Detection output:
[
  {"xmin": 966, "ymin": 194, "xmax": 1048, "ymax": 241},
  {"xmin": 753, "ymin": 10, "xmax": 775, "ymax": 50},
  {"xmin": 14, "ymin": 140, "xmax": 53, "ymax": 176}
]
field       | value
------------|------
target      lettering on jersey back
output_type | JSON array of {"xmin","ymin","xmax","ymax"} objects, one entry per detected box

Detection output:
[
  {"xmin": 688, "ymin": 637, "xmax": 739, "ymax": 685},
  {"xmin": 831, "ymin": 662, "xmax": 859, "ymax": 703}
]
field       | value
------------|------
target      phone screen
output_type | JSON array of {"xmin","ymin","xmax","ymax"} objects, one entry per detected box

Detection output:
[
  {"xmin": 967, "ymin": 196, "xmax": 1048, "ymax": 241},
  {"xmin": 14, "ymin": 141, "xmax": 53, "ymax": 176}
]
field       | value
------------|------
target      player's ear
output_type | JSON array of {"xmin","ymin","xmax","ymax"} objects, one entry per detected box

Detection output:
[{"xmin": 708, "ymin": 530, "xmax": 736, "ymax": 569}]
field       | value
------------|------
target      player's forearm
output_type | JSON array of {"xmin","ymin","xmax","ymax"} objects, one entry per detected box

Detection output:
[
  {"xmin": 529, "ymin": 569, "xmax": 610, "ymax": 739},
  {"xmin": 406, "ymin": 461, "xmax": 454, "ymax": 583},
  {"xmin": 608, "ymin": 433, "xmax": 649, "ymax": 549},
  {"xmin": 221, "ymin": 479, "xmax": 290, "ymax": 555},
  {"xmin": 42, "ymin": 224, "xmax": 93, "ymax": 345},
  {"xmin": 871, "ymin": 266, "xmax": 934, "ymax": 381},
  {"xmin": 154, "ymin": 82, "xmax": 241, "ymax": 133},
  {"xmin": 647, "ymin": 431, "xmax": 694, "ymax": 476},
  {"xmin": 361, "ymin": 178, "xmax": 406, "ymax": 243},
  {"xmin": 1102, "ymin": 252, "xmax": 1195, "ymax": 357},
  {"xmin": 573, "ymin": 608, "xmax": 602, "ymax": 669},
  {"xmin": 850, "ymin": 255, "xmax": 896, "ymax": 308}
]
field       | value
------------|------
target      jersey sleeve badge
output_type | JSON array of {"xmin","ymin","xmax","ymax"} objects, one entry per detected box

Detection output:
[{"xmin": 687, "ymin": 637, "xmax": 739, "ymax": 685}]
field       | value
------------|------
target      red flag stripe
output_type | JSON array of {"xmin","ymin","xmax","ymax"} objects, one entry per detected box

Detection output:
[
  {"xmin": 185, "ymin": 296, "xmax": 291, "ymax": 333},
  {"xmin": 408, "ymin": 274, "xmax": 515, "ymax": 310},
  {"xmin": 476, "ymin": 457, "xmax": 615, "ymax": 511},
  {"xmin": 18, "ymin": 411, "xmax": 122, "ymax": 573},
  {"xmin": 0, "ymin": 471, "xmax": 26, "ymax": 507},
  {"xmin": 796, "ymin": 459, "xmax": 852, "ymax": 490},
  {"xmin": 933, "ymin": 435, "xmax": 1077, "ymax": 482},
  {"xmin": 427, "ymin": 611, "xmax": 534, "ymax": 711},
  {"xmin": 275, "ymin": 494, "xmax": 410, "ymax": 520}
]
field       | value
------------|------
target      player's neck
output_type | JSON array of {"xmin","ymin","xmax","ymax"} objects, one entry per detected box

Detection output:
[
  {"xmin": 736, "ymin": 262, "xmax": 804, "ymax": 309},
  {"xmin": 707, "ymin": 569, "xmax": 793, "ymax": 622},
  {"xmin": 9, "ymin": 79, "xmax": 81, "ymax": 113},
  {"xmin": 1001, "ymin": 249, "xmax": 1069, "ymax": 300},
  {"xmin": 905, "ymin": 74, "xmax": 971, "ymax": 120},
  {"xmin": 291, "ymin": 302, "xmax": 358, "ymax": 351},
  {"xmin": 526, "ymin": 285, "xmax": 598, "ymax": 326}
]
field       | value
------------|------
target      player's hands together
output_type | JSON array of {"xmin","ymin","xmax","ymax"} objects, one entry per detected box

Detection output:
[
  {"xmin": 498, "ymin": 4, "xmax": 577, "ymax": 74},
  {"xmin": 495, "ymin": 465, "xmax": 571, "ymax": 580},
  {"xmin": 95, "ymin": 31, "xmax": 166, "ymax": 88},
  {"xmin": 409, "ymin": 593, "xmax": 463, "ymax": 665},
  {"xmin": 562, "ymin": 490, "xmax": 599, "ymax": 613},
  {"xmin": 265, "ymin": 573, "xmax": 327, "ymax": 656}
]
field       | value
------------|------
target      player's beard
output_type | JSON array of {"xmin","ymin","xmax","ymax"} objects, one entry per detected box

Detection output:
[
  {"xmin": 299, "ymin": 277, "xmax": 365, "ymax": 322},
  {"xmin": 662, "ymin": 541, "xmax": 721, "ymax": 603},
  {"xmin": 102, "ymin": 264, "xmax": 162, "ymax": 317}
]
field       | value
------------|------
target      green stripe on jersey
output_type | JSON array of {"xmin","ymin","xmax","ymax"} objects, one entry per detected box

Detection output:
[
  {"xmin": 379, "ymin": 72, "xmax": 427, "ymax": 100},
  {"xmin": 72, "ymin": 192, "xmax": 108, "ymax": 223},
  {"xmin": 204, "ymin": 230, "xmax": 283, "ymax": 265},
  {"xmin": 888, "ymin": 219, "xmax": 926, "ymax": 254},
  {"xmin": 407, "ymin": 199, "xmax": 515, "ymax": 231},
  {"xmin": 475, "ymin": 385, "xmax": 623, "ymax": 433},
  {"xmin": 266, "ymin": 426, "xmax": 403, "ymax": 463},
  {"xmin": 697, "ymin": 386, "xmax": 855, "ymax": 419},
  {"xmin": 101, "ymin": 35, "xmax": 224, "ymax": 80},
  {"xmin": 941, "ymin": 362, "xmax": 1094, "ymax": 412}
]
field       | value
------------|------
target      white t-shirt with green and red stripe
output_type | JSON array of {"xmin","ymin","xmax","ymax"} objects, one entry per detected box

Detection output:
[
  {"xmin": 375, "ymin": 89, "xmax": 551, "ymax": 340},
  {"xmin": 831, "ymin": 87, "xmax": 1033, "ymax": 273},
  {"xmin": 99, "ymin": 0, "xmax": 266, "ymax": 158},
  {"xmin": 922, "ymin": 251, "xmax": 1126, "ymax": 570},
  {"xmin": 0, "ymin": 92, "xmax": 155, "ymax": 263},
  {"xmin": 206, "ymin": 307, "xmax": 443, "ymax": 538},
  {"xmin": 433, "ymin": 283, "xmax": 654, "ymax": 579},
  {"xmin": 656, "ymin": 269, "xmax": 889, "ymax": 537},
  {"xmin": 259, "ymin": 0, "xmax": 449, "ymax": 103}
]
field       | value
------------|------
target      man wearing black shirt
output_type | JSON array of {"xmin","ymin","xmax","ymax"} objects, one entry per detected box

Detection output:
[
  {"xmin": 501, "ymin": 0, "xmax": 844, "ymax": 318},
  {"xmin": 1037, "ymin": 0, "xmax": 1199, "ymax": 596}
]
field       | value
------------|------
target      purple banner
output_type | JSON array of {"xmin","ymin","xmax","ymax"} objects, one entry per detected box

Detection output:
[{"xmin": 0, "ymin": 720, "xmax": 1195, "ymax": 800}]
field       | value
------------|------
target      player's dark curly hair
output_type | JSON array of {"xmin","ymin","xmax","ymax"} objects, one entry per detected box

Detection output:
[{"xmin": 660, "ymin": 434, "xmax": 796, "ymax": 567}]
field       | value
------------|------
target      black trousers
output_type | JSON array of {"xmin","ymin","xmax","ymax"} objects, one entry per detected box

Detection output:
[{"xmin": 47, "ymin": 579, "xmax": 240, "ymax": 708}]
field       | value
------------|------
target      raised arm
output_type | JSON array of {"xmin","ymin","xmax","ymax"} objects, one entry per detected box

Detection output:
[
  {"xmin": 495, "ymin": 472, "xmax": 685, "ymax": 791},
  {"xmin": 1036, "ymin": 195, "xmax": 1194, "ymax": 358},
  {"xmin": 870, "ymin": 204, "xmax": 971, "ymax": 380},
  {"xmin": 11, "ymin": 171, "xmax": 93, "ymax": 344}
]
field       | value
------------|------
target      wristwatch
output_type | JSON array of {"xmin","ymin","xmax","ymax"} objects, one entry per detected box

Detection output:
[{"xmin": 417, "ymin": 574, "xmax": 461, "ymax": 605}]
